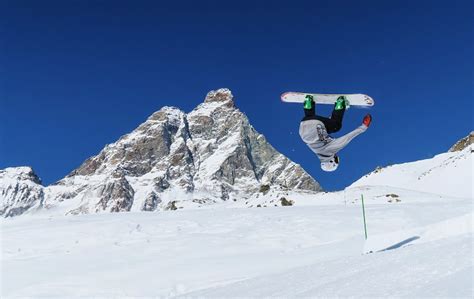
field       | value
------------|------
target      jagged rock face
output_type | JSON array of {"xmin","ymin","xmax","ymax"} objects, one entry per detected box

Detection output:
[
  {"xmin": 143, "ymin": 191, "xmax": 161, "ymax": 211},
  {"xmin": 70, "ymin": 108, "xmax": 184, "ymax": 177},
  {"xmin": 449, "ymin": 132, "xmax": 474, "ymax": 152},
  {"xmin": 0, "ymin": 167, "xmax": 44, "ymax": 217},
  {"xmin": 2, "ymin": 89, "xmax": 322, "ymax": 216}
]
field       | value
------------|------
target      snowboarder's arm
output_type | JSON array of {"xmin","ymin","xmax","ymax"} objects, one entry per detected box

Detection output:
[{"xmin": 325, "ymin": 125, "xmax": 368, "ymax": 154}]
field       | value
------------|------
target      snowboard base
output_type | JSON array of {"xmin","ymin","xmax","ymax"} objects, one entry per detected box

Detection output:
[{"xmin": 281, "ymin": 92, "xmax": 375, "ymax": 107}]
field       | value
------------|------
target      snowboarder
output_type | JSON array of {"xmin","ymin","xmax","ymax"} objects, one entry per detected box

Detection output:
[{"xmin": 299, "ymin": 95, "xmax": 372, "ymax": 172}]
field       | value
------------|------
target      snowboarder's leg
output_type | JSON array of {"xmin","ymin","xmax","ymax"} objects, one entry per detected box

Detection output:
[
  {"xmin": 325, "ymin": 124, "xmax": 368, "ymax": 154},
  {"xmin": 302, "ymin": 95, "xmax": 341, "ymax": 133},
  {"xmin": 329, "ymin": 96, "xmax": 348, "ymax": 132},
  {"xmin": 317, "ymin": 116, "xmax": 341, "ymax": 133}
]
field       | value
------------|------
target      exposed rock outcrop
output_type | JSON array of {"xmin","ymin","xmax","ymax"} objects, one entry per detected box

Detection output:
[{"xmin": 449, "ymin": 132, "xmax": 473, "ymax": 152}]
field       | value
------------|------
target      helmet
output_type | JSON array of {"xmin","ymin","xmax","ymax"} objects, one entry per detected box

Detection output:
[{"xmin": 321, "ymin": 155, "xmax": 340, "ymax": 172}]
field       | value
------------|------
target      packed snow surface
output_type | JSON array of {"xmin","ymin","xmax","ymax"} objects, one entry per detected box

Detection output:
[
  {"xmin": 1, "ymin": 141, "xmax": 472, "ymax": 298},
  {"xmin": 2, "ymin": 186, "xmax": 472, "ymax": 298}
]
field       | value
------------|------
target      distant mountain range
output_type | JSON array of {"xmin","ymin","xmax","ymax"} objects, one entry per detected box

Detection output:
[
  {"xmin": 0, "ymin": 89, "xmax": 321, "ymax": 217},
  {"xmin": 1, "ymin": 90, "xmax": 472, "ymax": 217}
]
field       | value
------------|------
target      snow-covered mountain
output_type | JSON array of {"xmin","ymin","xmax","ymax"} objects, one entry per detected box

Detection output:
[
  {"xmin": 350, "ymin": 135, "xmax": 472, "ymax": 198},
  {"xmin": 0, "ymin": 89, "xmax": 321, "ymax": 217},
  {"xmin": 1, "ymin": 90, "xmax": 472, "ymax": 219},
  {"xmin": 0, "ymin": 167, "xmax": 44, "ymax": 217},
  {"xmin": 2, "ymin": 103, "xmax": 472, "ymax": 297}
]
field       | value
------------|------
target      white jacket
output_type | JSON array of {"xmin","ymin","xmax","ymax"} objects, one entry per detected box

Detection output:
[{"xmin": 299, "ymin": 119, "xmax": 367, "ymax": 162}]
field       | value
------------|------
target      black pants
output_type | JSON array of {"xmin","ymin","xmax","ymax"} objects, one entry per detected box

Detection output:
[{"xmin": 302, "ymin": 104, "xmax": 345, "ymax": 134}]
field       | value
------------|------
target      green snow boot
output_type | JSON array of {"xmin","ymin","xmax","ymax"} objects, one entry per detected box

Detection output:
[
  {"xmin": 304, "ymin": 95, "xmax": 314, "ymax": 110},
  {"xmin": 335, "ymin": 96, "xmax": 350, "ymax": 110}
]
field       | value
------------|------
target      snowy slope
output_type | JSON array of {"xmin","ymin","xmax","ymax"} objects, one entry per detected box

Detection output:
[
  {"xmin": 2, "ymin": 193, "xmax": 472, "ymax": 298},
  {"xmin": 1, "ymin": 96, "xmax": 473, "ymax": 297},
  {"xmin": 2, "ymin": 141, "xmax": 473, "ymax": 297},
  {"xmin": 350, "ymin": 144, "xmax": 472, "ymax": 198}
]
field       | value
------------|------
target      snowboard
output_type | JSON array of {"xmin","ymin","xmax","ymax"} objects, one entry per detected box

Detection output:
[{"xmin": 281, "ymin": 92, "xmax": 375, "ymax": 107}]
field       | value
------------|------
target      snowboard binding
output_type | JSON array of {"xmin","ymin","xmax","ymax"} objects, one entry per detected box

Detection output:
[
  {"xmin": 335, "ymin": 96, "xmax": 350, "ymax": 110},
  {"xmin": 303, "ymin": 95, "xmax": 316, "ymax": 117},
  {"xmin": 304, "ymin": 95, "xmax": 315, "ymax": 110}
]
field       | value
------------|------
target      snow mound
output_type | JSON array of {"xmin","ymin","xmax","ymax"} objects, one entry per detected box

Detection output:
[{"xmin": 350, "ymin": 145, "xmax": 472, "ymax": 198}]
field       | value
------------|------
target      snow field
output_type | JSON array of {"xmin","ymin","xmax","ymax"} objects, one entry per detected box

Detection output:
[{"xmin": 2, "ymin": 192, "xmax": 472, "ymax": 298}]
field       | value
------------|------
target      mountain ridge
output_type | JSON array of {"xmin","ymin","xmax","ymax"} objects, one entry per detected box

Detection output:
[
  {"xmin": 1, "ymin": 89, "xmax": 321, "ymax": 217},
  {"xmin": 1, "ymin": 91, "xmax": 472, "ymax": 217}
]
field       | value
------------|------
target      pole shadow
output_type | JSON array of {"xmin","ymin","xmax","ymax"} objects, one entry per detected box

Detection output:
[{"xmin": 379, "ymin": 236, "xmax": 421, "ymax": 252}]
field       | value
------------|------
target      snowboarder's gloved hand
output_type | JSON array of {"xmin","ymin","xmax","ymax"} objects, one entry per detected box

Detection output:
[{"xmin": 362, "ymin": 114, "xmax": 372, "ymax": 127}]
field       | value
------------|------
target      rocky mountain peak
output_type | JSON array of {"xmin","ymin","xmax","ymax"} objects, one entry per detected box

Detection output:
[
  {"xmin": 449, "ymin": 132, "xmax": 474, "ymax": 152},
  {"xmin": 0, "ymin": 167, "xmax": 44, "ymax": 217},
  {"xmin": 1, "ymin": 167, "xmax": 42, "ymax": 185},
  {"xmin": 204, "ymin": 88, "xmax": 234, "ymax": 106},
  {"xmin": 1, "ymin": 89, "xmax": 321, "ymax": 217},
  {"xmin": 148, "ymin": 106, "xmax": 184, "ymax": 122}
]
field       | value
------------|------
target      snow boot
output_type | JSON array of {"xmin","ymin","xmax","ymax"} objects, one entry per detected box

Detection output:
[
  {"xmin": 303, "ymin": 95, "xmax": 316, "ymax": 117},
  {"xmin": 335, "ymin": 96, "xmax": 350, "ymax": 110},
  {"xmin": 304, "ymin": 94, "xmax": 315, "ymax": 110}
]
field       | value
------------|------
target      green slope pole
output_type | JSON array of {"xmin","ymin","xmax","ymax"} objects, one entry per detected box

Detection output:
[{"xmin": 361, "ymin": 194, "xmax": 368, "ymax": 240}]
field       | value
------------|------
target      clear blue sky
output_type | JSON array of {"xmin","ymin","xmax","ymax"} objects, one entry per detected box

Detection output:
[{"xmin": 1, "ymin": 0, "xmax": 472, "ymax": 190}]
